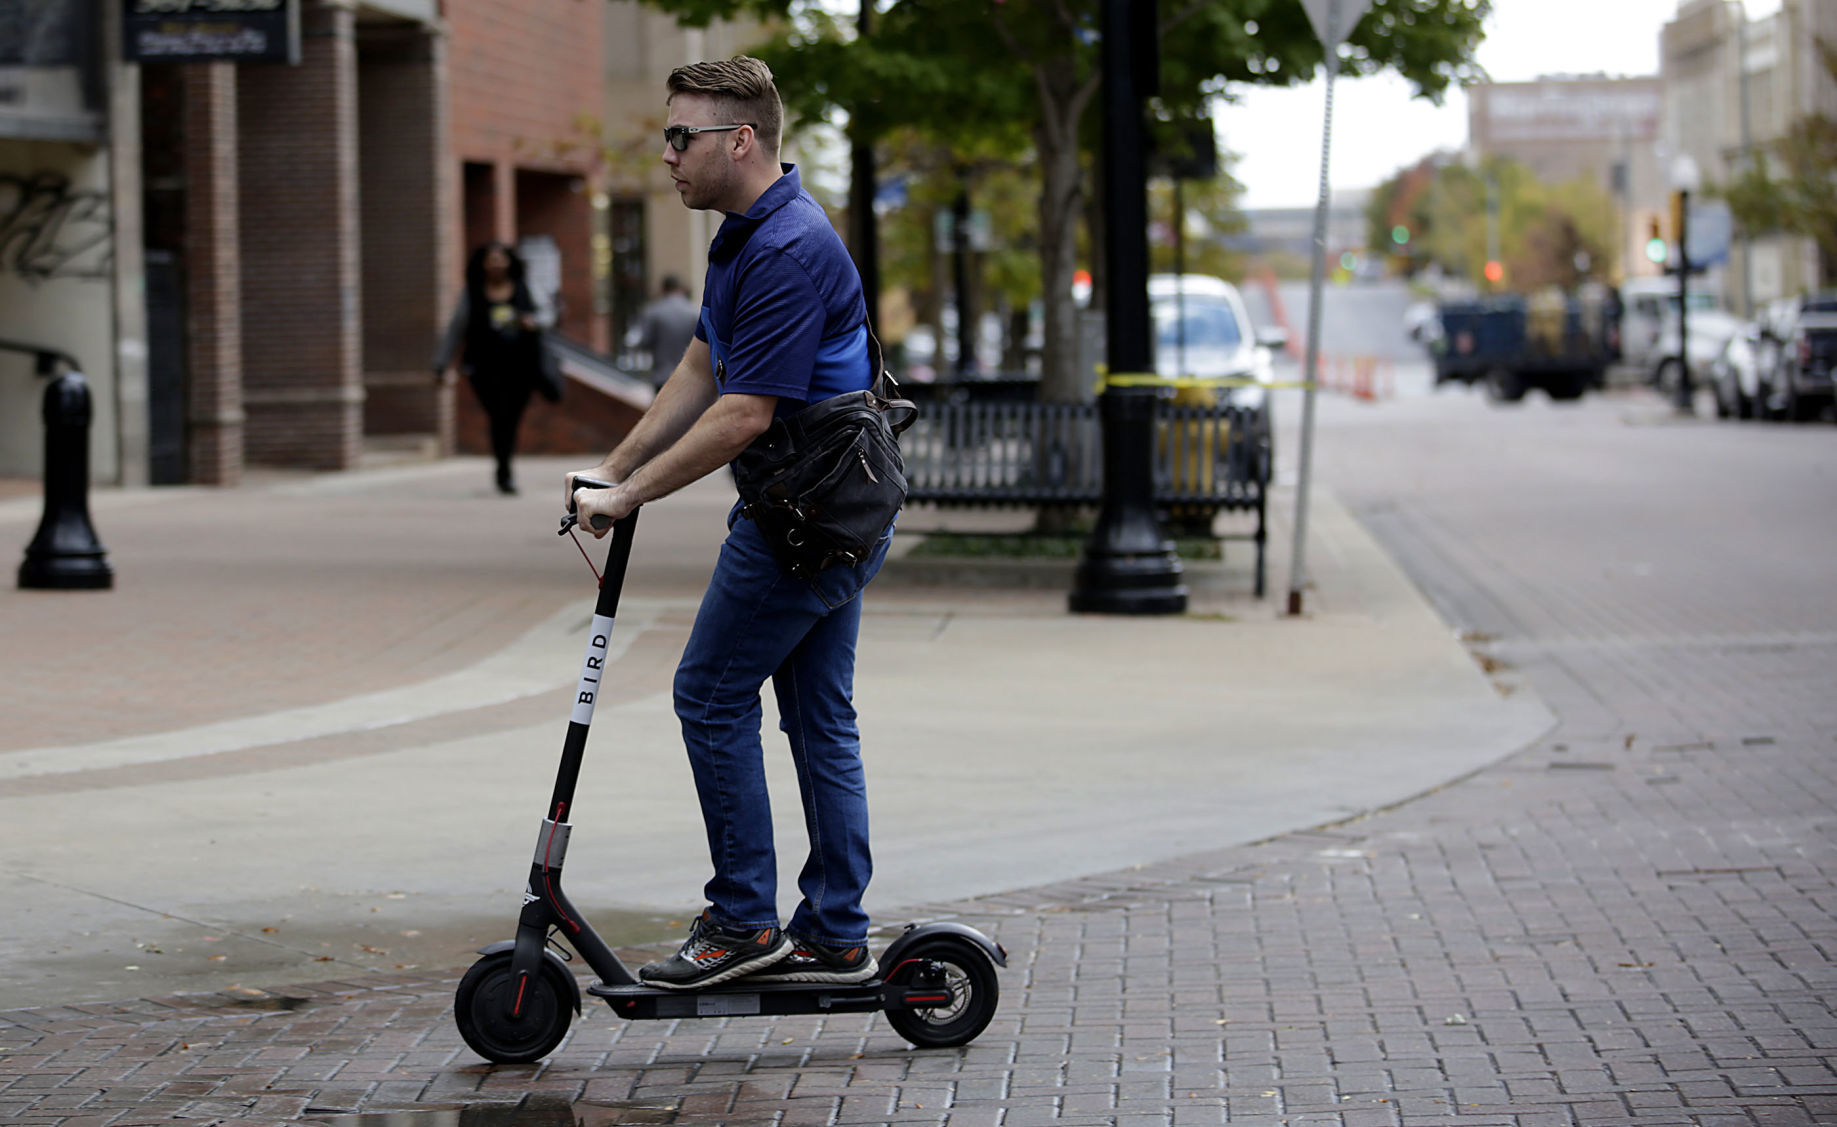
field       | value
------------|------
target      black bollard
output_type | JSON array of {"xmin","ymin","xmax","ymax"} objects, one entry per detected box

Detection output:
[{"xmin": 18, "ymin": 350, "xmax": 112, "ymax": 590}]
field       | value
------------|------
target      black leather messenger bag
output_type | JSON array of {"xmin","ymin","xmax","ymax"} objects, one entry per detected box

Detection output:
[{"xmin": 731, "ymin": 331, "xmax": 917, "ymax": 578}]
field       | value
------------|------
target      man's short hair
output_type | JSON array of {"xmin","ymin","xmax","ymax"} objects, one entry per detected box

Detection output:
[
  {"xmin": 660, "ymin": 274, "xmax": 686, "ymax": 295},
  {"xmin": 666, "ymin": 56, "xmax": 783, "ymax": 154}
]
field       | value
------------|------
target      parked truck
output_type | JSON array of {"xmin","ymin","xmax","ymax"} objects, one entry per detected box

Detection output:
[{"xmin": 1427, "ymin": 289, "xmax": 1616, "ymax": 403}]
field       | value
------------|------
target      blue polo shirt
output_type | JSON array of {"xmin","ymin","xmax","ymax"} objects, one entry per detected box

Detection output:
[{"xmin": 695, "ymin": 165, "xmax": 870, "ymax": 413}]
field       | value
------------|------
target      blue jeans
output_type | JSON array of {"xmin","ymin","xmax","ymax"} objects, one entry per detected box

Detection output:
[{"xmin": 673, "ymin": 509, "xmax": 892, "ymax": 946}]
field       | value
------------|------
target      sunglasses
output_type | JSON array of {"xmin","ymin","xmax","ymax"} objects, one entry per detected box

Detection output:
[{"xmin": 663, "ymin": 123, "xmax": 757, "ymax": 152}]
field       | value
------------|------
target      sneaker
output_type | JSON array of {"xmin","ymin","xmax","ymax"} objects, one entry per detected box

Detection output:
[
  {"xmin": 638, "ymin": 910, "xmax": 791, "ymax": 991},
  {"xmin": 745, "ymin": 934, "xmax": 878, "ymax": 984}
]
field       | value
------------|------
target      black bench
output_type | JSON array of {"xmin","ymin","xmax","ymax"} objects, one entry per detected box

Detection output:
[{"xmin": 898, "ymin": 393, "xmax": 1272, "ymax": 596}]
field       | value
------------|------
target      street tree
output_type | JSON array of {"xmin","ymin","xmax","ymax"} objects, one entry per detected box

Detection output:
[
  {"xmin": 639, "ymin": 0, "xmax": 1489, "ymax": 401},
  {"xmin": 1369, "ymin": 155, "xmax": 1618, "ymax": 289},
  {"xmin": 1717, "ymin": 39, "xmax": 1837, "ymax": 287},
  {"xmin": 875, "ymin": 135, "xmax": 1043, "ymax": 371},
  {"xmin": 1148, "ymin": 168, "xmax": 1248, "ymax": 281}
]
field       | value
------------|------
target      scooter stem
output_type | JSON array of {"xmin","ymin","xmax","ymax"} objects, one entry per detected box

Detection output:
[
  {"xmin": 548, "ymin": 509, "xmax": 638, "ymax": 818},
  {"xmin": 512, "ymin": 507, "xmax": 645, "ymax": 995}
]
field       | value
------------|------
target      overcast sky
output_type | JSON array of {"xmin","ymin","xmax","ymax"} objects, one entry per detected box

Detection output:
[{"xmin": 1216, "ymin": 0, "xmax": 1783, "ymax": 209}]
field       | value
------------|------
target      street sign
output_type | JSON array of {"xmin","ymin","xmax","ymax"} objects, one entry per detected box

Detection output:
[
  {"xmin": 1287, "ymin": 0, "xmax": 1375, "ymax": 616},
  {"xmin": 1687, "ymin": 199, "xmax": 1732, "ymax": 268},
  {"xmin": 1298, "ymin": 0, "xmax": 1375, "ymax": 51},
  {"xmin": 122, "ymin": 0, "xmax": 301, "ymax": 65}
]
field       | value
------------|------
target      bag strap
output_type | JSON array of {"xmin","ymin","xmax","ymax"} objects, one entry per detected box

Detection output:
[
  {"xmin": 865, "ymin": 323, "xmax": 898, "ymax": 399},
  {"xmin": 863, "ymin": 322, "xmax": 918, "ymax": 436}
]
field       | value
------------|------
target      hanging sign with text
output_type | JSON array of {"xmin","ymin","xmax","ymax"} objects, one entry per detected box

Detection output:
[{"xmin": 122, "ymin": 0, "xmax": 301, "ymax": 65}]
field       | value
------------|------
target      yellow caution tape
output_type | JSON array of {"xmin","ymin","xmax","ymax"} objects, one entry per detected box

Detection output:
[{"xmin": 1096, "ymin": 371, "xmax": 1316, "ymax": 392}]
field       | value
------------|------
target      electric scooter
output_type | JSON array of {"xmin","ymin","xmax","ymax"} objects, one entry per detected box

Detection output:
[{"xmin": 454, "ymin": 482, "xmax": 1007, "ymax": 1064}]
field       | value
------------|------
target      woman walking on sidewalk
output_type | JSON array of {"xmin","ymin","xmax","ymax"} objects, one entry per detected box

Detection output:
[{"xmin": 434, "ymin": 241, "xmax": 552, "ymax": 494}]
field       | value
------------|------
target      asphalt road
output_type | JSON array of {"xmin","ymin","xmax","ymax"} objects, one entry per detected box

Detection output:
[{"xmin": 1238, "ymin": 277, "xmax": 1423, "ymax": 366}]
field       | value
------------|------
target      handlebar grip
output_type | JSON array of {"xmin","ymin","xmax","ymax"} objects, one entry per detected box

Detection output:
[
  {"xmin": 560, "ymin": 476, "xmax": 625, "ymax": 536},
  {"xmin": 568, "ymin": 476, "xmax": 618, "ymax": 532}
]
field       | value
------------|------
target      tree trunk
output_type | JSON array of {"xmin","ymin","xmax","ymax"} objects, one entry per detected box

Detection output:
[
  {"xmin": 1028, "ymin": 58, "xmax": 1101, "ymax": 534},
  {"xmin": 1036, "ymin": 129, "xmax": 1082, "ymax": 404},
  {"xmin": 1032, "ymin": 60, "xmax": 1099, "ymax": 407}
]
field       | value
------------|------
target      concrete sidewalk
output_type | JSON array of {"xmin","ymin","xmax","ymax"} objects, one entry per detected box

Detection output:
[{"xmin": 0, "ymin": 454, "xmax": 1548, "ymax": 1011}]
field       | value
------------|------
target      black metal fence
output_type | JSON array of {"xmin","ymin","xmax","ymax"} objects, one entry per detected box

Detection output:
[{"xmin": 900, "ymin": 397, "xmax": 1272, "ymax": 594}]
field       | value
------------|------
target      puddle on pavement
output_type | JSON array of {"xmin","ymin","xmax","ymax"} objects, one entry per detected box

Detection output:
[
  {"xmin": 305, "ymin": 1096, "xmax": 678, "ymax": 1126},
  {"xmin": 215, "ymin": 992, "xmax": 314, "ymax": 1012}
]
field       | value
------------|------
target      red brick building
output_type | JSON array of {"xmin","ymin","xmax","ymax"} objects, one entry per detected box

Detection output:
[
  {"xmin": 133, "ymin": 0, "xmax": 615, "ymax": 485},
  {"xmin": 444, "ymin": 0, "xmax": 619, "ymax": 460},
  {"xmin": 447, "ymin": 0, "xmax": 605, "ymax": 351}
]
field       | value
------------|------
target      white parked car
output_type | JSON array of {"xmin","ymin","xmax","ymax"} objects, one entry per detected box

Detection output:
[
  {"xmin": 1708, "ymin": 326, "xmax": 1766, "ymax": 419},
  {"xmin": 1619, "ymin": 275, "xmax": 1723, "ymax": 374},
  {"xmin": 1146, "ymin": 273, "xmax": 1287, "ymax": 412},
  {"xmin": 1760, "ymin": 292, "xmax": 1837, "ymax": 422},
  {"xmin": 1650, "ymin": 308, "xmax": 1746, "ymax": 396}
]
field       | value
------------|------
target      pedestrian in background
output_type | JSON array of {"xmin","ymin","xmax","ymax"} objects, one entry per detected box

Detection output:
[
  {"xmin": 434, "ymin": 241, "xmax": 552, "ymax": 494},
  {"xmin": 566, "ymin": 56, "xmax": 887, "ymax": 990},
  {"xmin": 637, "ymin": 275, "xmax": 701, "ymax": 389}
]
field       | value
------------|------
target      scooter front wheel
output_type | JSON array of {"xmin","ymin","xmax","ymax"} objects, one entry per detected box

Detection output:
[
  {"xmin": 454, "ymin": 951, "xmax": 575, "ymax": 1063},
  {"xmin": 884, "ymin": 936, "xmax": 1000, "ymax": 1048}
]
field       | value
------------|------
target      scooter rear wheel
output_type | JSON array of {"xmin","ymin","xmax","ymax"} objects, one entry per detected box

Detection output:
[
  {"xmin": 454, "ymin": 951, "xmax": 575, "ymax": 1063},
  {"xmin": 884, "ymin": 936, "xmax": 1000, "ymax": 1048}
]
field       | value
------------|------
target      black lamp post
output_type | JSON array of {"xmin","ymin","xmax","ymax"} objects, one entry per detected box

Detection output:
[
  {"xmin": 1674, "ymin": 188, "xmax": 1694, "ymax": 413},
  {"xmin": 1069, "ymin": 0, "xmax": 1186, "ymax": 615},
  {"xmin": 847, "ymin": 0, "xmax": 880, "ymax": 334}
]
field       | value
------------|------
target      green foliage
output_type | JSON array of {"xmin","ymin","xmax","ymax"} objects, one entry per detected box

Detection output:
[
  {"xmin": 635, "ymin": 0, "xmax": 1492, "ymax": 391},
  {"xmin": 876, "ymin": 138, "xmax": 1043, "ymax": 313},
  {"xmin": 1715, "ymin": 39, "xmax": 1837, "ymax": 285},
  {"xmin": 1369, "ymin": 156, "xmax": 1619, "ymax": 288},
  {"xmin": 1148, "ymin": 172, "xmax": 1248, "ymax": 280}
]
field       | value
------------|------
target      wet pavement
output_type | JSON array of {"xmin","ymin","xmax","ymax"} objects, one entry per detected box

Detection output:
[{"xmin": 0, "ymin": 435, "xmax": 1546, "ymax": 1011}]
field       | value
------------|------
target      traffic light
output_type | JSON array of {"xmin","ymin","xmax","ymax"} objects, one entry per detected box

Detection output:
[
  {"xmin": 1645, "ymin": 217, "xmax": 1668, "ymax": 265},
  {"xmin": 1483, "ymin": 260, "xmax": 1504, "ymax": 285},
  {"xmin": 1391, "ymin": 224, "xmax": 1411, "ymax": 246}
]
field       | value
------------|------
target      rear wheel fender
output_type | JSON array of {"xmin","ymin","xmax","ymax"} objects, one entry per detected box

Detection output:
[{"xmin": 882, "ymin": 922, "xmax": 1008, "ymax": 971}]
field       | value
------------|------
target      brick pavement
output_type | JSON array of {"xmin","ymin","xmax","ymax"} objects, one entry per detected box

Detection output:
[
  {"xmin": 3, "ymin": 714, "xmax": 1833, "ymax": 1126},
  {"xmin": 4, "ymin": 392, "xmax": 1834, "ymax": 1126}
]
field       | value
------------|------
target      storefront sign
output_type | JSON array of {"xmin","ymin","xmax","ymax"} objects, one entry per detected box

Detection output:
[{"xmin": 122, "ymin": 0, "xmax": 301, "ymax": 65}]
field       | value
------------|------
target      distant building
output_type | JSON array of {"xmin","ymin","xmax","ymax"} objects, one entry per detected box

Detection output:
[
  {"xmin": 1661, "ymin": 0, "xmax": 1836, "ymax": 310},
  {"xmin": 601, "ymin": 6, "xmax": 780, "ymax": 347},
  {"xmin": 1466, "ymin": 74, "xmax": 1668, "ymax": 283},
  {"xmin": 1231, "ymin": 191, "xmax": 1370, "ymax": 261}
]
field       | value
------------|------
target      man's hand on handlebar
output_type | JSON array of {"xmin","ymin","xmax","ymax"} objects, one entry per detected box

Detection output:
[
  {"xmin": 563, "ymin": 465, "xmax": 617, "ymax": 511},
  {"xmin": 562, "ymin": 467, "xmax": 637, "ymax": 538},
  {"xmin": 572, "ymin": 481, "xmax": 638, "ymax": 538}
]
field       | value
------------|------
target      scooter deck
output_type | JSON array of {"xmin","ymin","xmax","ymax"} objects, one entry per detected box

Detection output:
[{"xmin": 588, "ymin": 978, "xmax": 952, "ymax": 1021}]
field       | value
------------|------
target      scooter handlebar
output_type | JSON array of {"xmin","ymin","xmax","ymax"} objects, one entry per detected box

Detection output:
[{"xmin": 560, "ymin": 475, "xmax": 620, "ymax": 534}]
